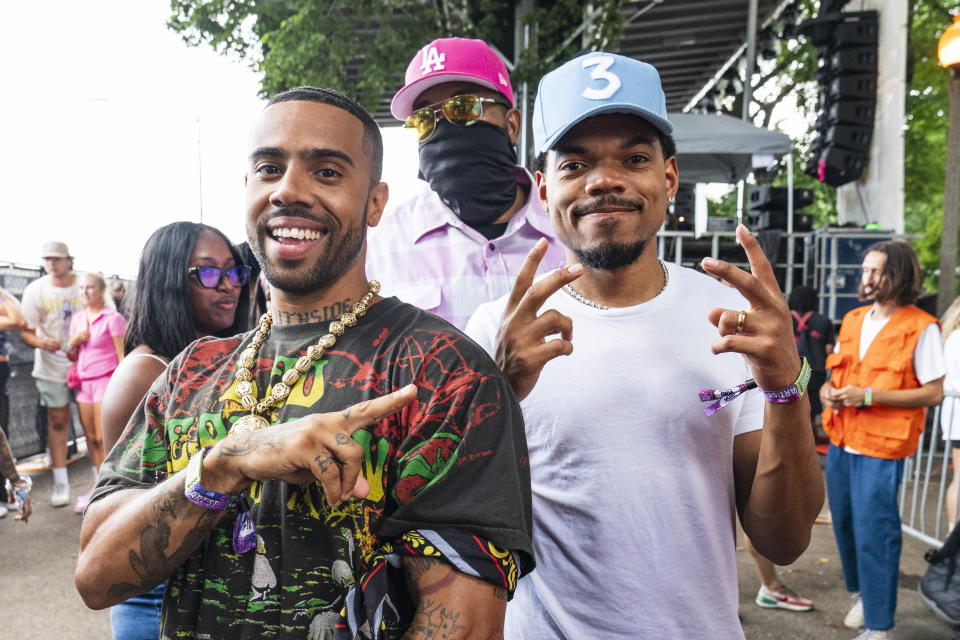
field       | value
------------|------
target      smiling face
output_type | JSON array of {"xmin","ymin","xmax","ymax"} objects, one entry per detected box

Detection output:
[
  {"xmin": 537, "ymin": 114, "xmax": 677, "ymax": 271},
  {"xmin": 245, "ymin": 100, "xmax": 387, "ymax": 296},
  {"xmin": 188, "ymin": 230, "xmax": 242, "ymax": 336},
  {"xmin": 79, "ymin": 274, "xmax": 105, "ymax": 308}
]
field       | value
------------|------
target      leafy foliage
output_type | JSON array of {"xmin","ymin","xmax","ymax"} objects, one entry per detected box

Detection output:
[
  {"xmin": 707, "ymin": 0, "xmax": 960, "ymax": 292},
  {"xmin": 167, "ymin": 0, "xmax": 624, "ymax": 112}
]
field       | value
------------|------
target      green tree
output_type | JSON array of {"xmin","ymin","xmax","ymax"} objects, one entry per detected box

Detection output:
[
  {"xmin": 706, "ymin": 0, "xmax": 959, "ymax": 292},
  {"xmin": 167, "ymin": 0, "xmax": 623, "ymax": 112},
  {"xmin": 905, "ymin": 0, "xmax": 958, "ymax": 290}
]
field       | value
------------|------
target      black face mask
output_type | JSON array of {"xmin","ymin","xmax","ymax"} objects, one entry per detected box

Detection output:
[{"xmin": 418, "ymin": 120, "xmax": 518, "ymax": 226}]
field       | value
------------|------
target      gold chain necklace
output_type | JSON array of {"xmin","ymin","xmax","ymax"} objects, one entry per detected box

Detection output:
[
  {"xmin": 563, "ymin": 260, "xmax": 669, "ymax": 310},
  {"xmin": 229, "ymin": 280, "xmax": 380, "ymax": 435}
]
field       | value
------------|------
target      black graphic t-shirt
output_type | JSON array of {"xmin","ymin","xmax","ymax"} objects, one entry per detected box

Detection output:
[{"xmin": 93, "ymin": 297, "xmax": 533, "ymax": 639}]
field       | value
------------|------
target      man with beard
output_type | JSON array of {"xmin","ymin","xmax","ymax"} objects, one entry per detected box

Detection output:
[
  {"xmin": 466, "ymin": 53, "xmax": 823, "ymax": 638},
  {"xmin": 366, "ymin": 37, "xmax": 564, "ymax": 330},
  {"xmin": 76, "ymin": 87, "xmax": 534, "ymax": 639},
  {"xmin": 820, "ymin": 241, "xmax": 943, "ymax": 640}
]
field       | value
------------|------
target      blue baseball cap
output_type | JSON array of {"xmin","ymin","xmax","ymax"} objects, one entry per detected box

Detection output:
[{"xmin": 532, "ymin": 52, "xmax": 673, "ymax": 157}]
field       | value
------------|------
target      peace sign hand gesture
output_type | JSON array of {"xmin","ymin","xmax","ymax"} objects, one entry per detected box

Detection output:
[
  {"xmin": 494, "ymin": 238, "xmax": 583, "ymax": 401},
  {"xmin": 700, "ymin": 225, "xmax": 802, "ymax": 392}
]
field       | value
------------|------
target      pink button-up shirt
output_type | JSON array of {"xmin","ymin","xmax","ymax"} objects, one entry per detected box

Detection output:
[{"xmin": 366, "ymin": 169, "xmax": 566, "ymax": 330}]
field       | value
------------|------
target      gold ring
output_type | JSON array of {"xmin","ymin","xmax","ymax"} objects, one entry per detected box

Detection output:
[{"xmin": 736, "ymin": 310, "xmax": 747, "ymax": 333}]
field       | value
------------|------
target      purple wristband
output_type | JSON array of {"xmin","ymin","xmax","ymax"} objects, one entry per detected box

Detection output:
[
  {"xmin": 184, "ymin": 446, "xmax": 235, "ymax": 511},
  {"xmin": 760, "ymin": 358, "xmax": 812, "ymax": 404}
]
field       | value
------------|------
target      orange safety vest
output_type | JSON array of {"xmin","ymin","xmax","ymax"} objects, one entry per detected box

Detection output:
[{"xmin": 822, "ymin": 304, "xmax": 937, "ymax": 459}]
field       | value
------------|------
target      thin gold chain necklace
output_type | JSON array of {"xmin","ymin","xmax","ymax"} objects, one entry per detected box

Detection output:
[
  {"xmin": 229, "ymin": 280, "xmax": 380, "ymax": 434},
  {"xmin": 563, "ymin": 260, "xmax": 669, "ymax": 310}
]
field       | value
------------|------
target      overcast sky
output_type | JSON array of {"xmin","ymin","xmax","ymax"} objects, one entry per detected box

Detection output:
[{"xmin": 0, "ymin": 0, "xmax": 419, "ymax": 279}]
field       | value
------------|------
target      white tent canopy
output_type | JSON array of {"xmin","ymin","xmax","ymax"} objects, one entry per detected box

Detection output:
[{"xmin": 670, "ymin": 112, "xmax": 792, "ymax": 185}]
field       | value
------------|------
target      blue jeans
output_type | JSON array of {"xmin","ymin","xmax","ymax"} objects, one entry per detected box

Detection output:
[
  {"xmin": 826, "ymin": 444, "xmax": 904, "ymax": 631},
  {"xmin": 109, "ymin": 583, "xmax": 164, "ymax": 640}
]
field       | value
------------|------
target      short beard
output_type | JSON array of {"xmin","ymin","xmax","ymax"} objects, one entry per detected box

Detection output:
[
  {"xmin": 572, "ymin": 239, "xmax": 647, "ymax": 271},
  {"xmin": 248, "ymin": 208, "xmax": 367, "ymax": 295},
  {"xmin": 858, "ymin": 282, "xmax": 877, "ymax": 302}
]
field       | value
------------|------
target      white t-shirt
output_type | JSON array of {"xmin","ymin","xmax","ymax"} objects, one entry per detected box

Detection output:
[
  {"xmin": 857, "ymin": 305, "xmax": 944, "ymax": 382},
  {"xmin": 941, "ymin": 330, "xmax": 960, "ymax": 440},
  {"xmin": 839, "ymin": 305, "xmax": 945, "ymax": 453},
  {"xmin": 20, "ymin": 274, "xmax": 84, "ymax": 382},
  {"xmin": 466, "ymin": 262, "xmax": 763, "ymax": 640}
]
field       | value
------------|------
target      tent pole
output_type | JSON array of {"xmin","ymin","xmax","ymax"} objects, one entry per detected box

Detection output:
[{"xmin": 786, "ymin": 151, "xmax": 795, "ymax": 295}]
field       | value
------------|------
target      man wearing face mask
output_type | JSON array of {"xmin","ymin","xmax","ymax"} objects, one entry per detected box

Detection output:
[{"xmin": 367, "ymin": 37, "xmax": 565, "ymax": 330}]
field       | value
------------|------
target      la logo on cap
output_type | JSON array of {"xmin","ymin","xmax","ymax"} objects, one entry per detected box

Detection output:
[{"xmin": 420, "ymin": 45, "xmax": 446, "ymax": 75}]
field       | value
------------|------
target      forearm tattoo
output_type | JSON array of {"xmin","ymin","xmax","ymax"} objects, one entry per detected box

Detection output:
[
  {"xmin": 105, "ymin": 481, "xmax": 221, "ymax": 602},
  {"xmin": 273, "ymin": 299, "xmax": 352, "ymax": 325}
]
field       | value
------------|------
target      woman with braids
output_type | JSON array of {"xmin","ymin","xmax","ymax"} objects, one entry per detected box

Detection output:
[{"xmin": 99, "ymin": 221, "xmax": 249, "ymax": 640}]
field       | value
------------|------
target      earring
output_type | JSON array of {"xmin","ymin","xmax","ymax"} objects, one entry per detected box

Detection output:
[{"xmin": 667, "ymin": 196, "xmax": 676, "ymax": 204}]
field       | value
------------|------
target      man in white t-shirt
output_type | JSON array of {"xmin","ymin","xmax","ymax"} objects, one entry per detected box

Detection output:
[
  {"xmin": 465, "ymin": 53, "xmax": 823, "ymax": 639},
  {"xmin": 821, "ymin": 241, "xmax": 944, "ymax": 640},
  {"xmin": 20, "ymin": 241, "xmax": 84, "ymax": 507}
]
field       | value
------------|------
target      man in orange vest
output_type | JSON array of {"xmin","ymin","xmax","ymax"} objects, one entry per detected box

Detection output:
[{"xmin": 821, "ymin": 240, "xmax": 945, "ymax": 640}]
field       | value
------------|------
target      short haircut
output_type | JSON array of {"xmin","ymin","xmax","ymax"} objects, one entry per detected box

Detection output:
[
  {"xmin": 863, "ymin": 240, "xmax": 925, "ymax": 306},
  {"xmin": 125, "ymin": 222, "xmax": 250, "ymax": 359},
  {"xmin": 532, "ymin": 127, "xmax": 676, "ymax": 174},
  {"xmin": 267, "ymin": 86, "xmax": 383, "ymax": 186},
  {"xmin": 787, "ymin": 285, "xmax": 819, "ymax": 314}
]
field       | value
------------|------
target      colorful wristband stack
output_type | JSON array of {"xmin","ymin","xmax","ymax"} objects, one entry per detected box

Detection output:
[
  {"xmin": 184, "ymin": 446, "xmax": 236, "ymax": 511},
  {"xmin": 761, "ymin": 357, "xmax": 812, "ymax": 404},
  {"xmin": 698, "ymin": 357, "xmax": 811, "ymax": 416}
]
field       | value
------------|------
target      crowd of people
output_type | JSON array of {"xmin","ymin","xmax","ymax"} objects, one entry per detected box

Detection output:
[{"xmin": 0, "ymin": 38, "xmax": 955, "ymax": 640}]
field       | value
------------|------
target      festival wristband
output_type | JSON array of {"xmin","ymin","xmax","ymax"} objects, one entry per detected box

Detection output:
[
  {"xmin": 863, "ymin": 387, "xmax": 873, "ymax": 408},
  {"xmin": 698, "ymin": 357, "xmax": 811, "ymax": 415},
  {"xmin": 184, "ymin": 446, "xmax": 236, "ymax": 511},
  {"xmin": 760, "ymin": 357, "xmax": 812, "ymax": 404}
]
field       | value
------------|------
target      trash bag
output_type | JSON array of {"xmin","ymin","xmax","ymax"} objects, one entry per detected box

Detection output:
[{"xmin": 920, "ymin": 521, "xmax": 960, "ymax": 626}]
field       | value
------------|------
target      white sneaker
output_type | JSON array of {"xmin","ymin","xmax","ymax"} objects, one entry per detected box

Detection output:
[
  {"xmin": 845, "ymin": 592, "xmax": 864, "ymax": 629},
  {"xmin": 0, "ymin": 504, "xmax": 7, "ymax": 518},
  {"xmin": 853, "ymin": 630, "xmax": 889, "ymax": 639},
  {"xmin": 51, "ymin": 482, "xmax": 70, "ymax": 507}
]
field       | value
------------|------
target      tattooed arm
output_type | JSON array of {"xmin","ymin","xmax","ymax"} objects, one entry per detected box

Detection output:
[
  {"xmin": 76, "ymin": 387, "xmax": 417, "ymax": 610},
  {"xmin": 402, "ymin": 557, "xmax": 507, "ymax": 640}
]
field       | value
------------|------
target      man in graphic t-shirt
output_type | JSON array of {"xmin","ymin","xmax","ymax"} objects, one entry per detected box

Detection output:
[
  {"xmin": 75, "ymin": 87, "xmax": 533, "ymax": 639},
  {"xmin": 20, "ymin": 241, "xmax": 84, "ymax": 507}
]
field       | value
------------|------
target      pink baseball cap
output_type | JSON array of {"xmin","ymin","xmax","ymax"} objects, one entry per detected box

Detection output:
[{"xmin": 390, "ymin": 37, "xmax": 514, "ymax": 120}]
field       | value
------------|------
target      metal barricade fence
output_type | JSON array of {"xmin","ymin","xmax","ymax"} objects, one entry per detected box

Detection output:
[{"xmin": 900, "ymin": 394, "xmax": 959, "ymax": 548}]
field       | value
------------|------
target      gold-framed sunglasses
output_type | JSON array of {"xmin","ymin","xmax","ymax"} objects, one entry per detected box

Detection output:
[{"xmin": 404, "ymin": 94, "xmax": 511, "ymax": 142}]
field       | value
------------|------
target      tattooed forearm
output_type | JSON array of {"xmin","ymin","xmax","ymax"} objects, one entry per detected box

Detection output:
[
  {"xmin": 0, "ymin": 428, "xmax": 19, "ymax": 482},
  {"xmin": 273, "ymin": 299, "xmax": 353, "ymax": 325},
  {"xmin": 105, "ymin": 482, "xmax": 222, "ymax": 602},
  {"xmin": 403, "ymin": 600, "xmax": 467, "ymax": 640}
]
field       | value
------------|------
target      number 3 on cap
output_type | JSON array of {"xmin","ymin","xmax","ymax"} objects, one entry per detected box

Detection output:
[{"xmin": 581, "ymin": 56, "xmax": 621, "ymax": 100}]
